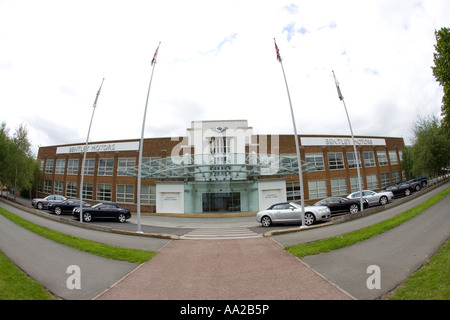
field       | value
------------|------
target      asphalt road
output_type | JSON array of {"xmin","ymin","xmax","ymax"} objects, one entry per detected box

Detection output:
[{"xmin": 0, "ymin": 181, "xmax": 448, "ymax": 300}]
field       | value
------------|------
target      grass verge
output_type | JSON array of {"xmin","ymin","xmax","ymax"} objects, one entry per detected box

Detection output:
[
  {"xmin": 388, "ymin": 238, "xmax": 449, "ymax": 300},
  {"xmin": 285, "ymin": 186, "xmax": 449, "ymax": 259},
  {"xmin": 0, "ymin": 207, "xmax": 157, "ymax": 264}
]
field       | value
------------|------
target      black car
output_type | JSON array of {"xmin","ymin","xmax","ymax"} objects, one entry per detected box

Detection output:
[
  {"xmin": 48, "ymin": 199, "xmax": 91, "ymax": 215},
  {"xmin": 408, "ymin": 177, "xmax": 427, "ymax": 188},
  {"xmin": 73, "ymin": 202, "xmax": 131, "ymax": 223},
  {"xmin": 383, "ymin": 181, "xmax": 420, "ymax": 198},
  {"xmin": 313, "ymin": 197, "xmax": 369, "ymax": 215}
]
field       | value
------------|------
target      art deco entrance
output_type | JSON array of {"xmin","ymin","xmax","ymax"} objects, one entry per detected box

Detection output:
[{"xmin": 202, "ymin": 192, "xmax": 241, "ymax": 212}]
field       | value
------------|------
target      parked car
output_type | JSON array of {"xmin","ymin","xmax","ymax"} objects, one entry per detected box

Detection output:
[
  {"xmin": 48, "ymin": 199, "xmax": 91, "ymax": 215},
  {"xmin": 73, "ymin": 202, "xmax": 131, "ymax": 223},
  {"xmin": 32, "ymin": 195, "xmax": 67, "ymax": 210},
  {"xmin": 408, "ymin": 177, "xmax": 428, "ymax": 188},
  {"xmin": 347, "ymin": 190, "xmax": 394, "ymax": 206},
  {"xmin": 383, "ymin": 180, "xmax": 421, "ymax": 197},
  {"xmin": 256, "ymin": 202, "xmax": 331, "ymax": 227},
  {"xmin": 313, "ymin": 197, "xmax": 369, "ymax": 215}
]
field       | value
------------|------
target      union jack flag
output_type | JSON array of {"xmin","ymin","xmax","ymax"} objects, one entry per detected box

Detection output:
[
  {"xmin": 151, "ymin": 44, "xmax": 160, "ymax": 66},
  {"xmin": 274, "ymin": 39, "xmax": 282, "ymax": 63}
]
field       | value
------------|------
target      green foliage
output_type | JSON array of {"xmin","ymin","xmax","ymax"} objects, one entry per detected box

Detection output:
[
  {"xmin": 410, "ymin": 115, "xmax": 450, "ymax": 177},
  {"xmin": 0, "ymin": 121, "xmax": 40, "ymax": 194},
  {"xmin": 432, "ymin": 27, "xmax": 450, "ymax": 133}
]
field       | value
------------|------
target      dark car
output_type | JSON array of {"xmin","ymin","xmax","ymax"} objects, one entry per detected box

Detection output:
[
  {"xmin": 32, "ymin": 195, "xmax": 67, "ymax": 210},
  {"xmin": 383, "ymin": 181, "xmax": 420, "ymax": 198},
  {"xmin": 48, "ymin": 199, "xmax": 91, "ymax": 215},
  {"xmin": 73, "ymin": 202, "xmax": 131, "ymax": 223},
  {"xmin": 408, "ymin": 177, "xmax": 428, "ymax": 188},
  {"xmin": 314, "ymin": 197, "xmax": 369, "ymax": 215}
]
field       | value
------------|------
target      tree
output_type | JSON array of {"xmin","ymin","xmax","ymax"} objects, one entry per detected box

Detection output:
[
  {"xmin": 0, "ymin": 122, "xmax": 40, "ymax": 197},
  {"xmin": 411, "ymin": 115, "xmax": 450, "ymax": 177},
  {"xmin": 432, "ymin": 27, "xmax": 450, "ymax": 133},
  {"xmin": 400, "ymin": 146, "xmax": 414, "ymax": 180}
]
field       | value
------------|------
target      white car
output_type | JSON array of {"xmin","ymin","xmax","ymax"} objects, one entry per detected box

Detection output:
[
  {"xmin": 31, "ymin": 195, "xmax": 67, "ymax": 210},
  {"xmin": 256, "ymin": 202, "xmax": 331, "ymax": 227},
  {"xmin": 347, "ymin": 190, "xmax": 394, "ymax": 207}
]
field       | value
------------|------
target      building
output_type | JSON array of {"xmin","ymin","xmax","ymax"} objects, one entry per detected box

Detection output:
[{"xmin": 36, "ymin": 120, "xmax": 405, "ymax": 214}]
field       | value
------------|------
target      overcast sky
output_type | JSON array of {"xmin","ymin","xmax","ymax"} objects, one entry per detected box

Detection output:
[{"xmin": 1, "ymin": 0, "xmax": 448, "ymax": 156}]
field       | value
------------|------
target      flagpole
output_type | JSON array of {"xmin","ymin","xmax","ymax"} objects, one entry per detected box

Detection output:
[
  {"xmin": 332, "ymin": 70, "xmax": 364, "ymax": 212},
  {"xmin": 274, "ymin": 39, "xmax": 306, "ymax": 228},
  {"xmin": 136, "ymin": 42, "xmax": 160, "ymax": 233},
  {"xmin": 79, "ymin": 78, "xmax": 105, "ymax": 222}
]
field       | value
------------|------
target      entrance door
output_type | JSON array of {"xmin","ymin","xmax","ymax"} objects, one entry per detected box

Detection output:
[{"xmin": 202, "ymin": 192, "xmax": 241, "ymax": 212}]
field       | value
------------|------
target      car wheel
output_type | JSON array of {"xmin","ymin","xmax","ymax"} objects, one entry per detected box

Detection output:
[
  {"xmin": 349, "ymin": 204, "xmax": 359, "ymax": 214},
  {"xmin": 117, "ymin": 213, "xmax": 127, "ymax": 223},
  {"xmin": 415, "ymin": 184, "xmax": 421, "ymax": 191},
  {"xmin": 54, "ymin": 207, "xmax": 62, "ymax": 215},
  {"xmin": 261, "ymin": 216, "xmax": 272, "ymax": 227},
  {"xmin": 379, "ymin": 196, "xmax": 388, "ymax": 205},
  {"xmin": 37, "ymin": 202, "xmax": 44, "ymax": 210},
  {"xmin": 83, "ymin": 212, "xmax": 92, "ymax": 222},
  {"xmin": 304, "ymin": 212, "xmax": 316, "ymax": 226},
  {"xmin": 404, "ymin": 189, "xmax": 411, "ymax": 196}
]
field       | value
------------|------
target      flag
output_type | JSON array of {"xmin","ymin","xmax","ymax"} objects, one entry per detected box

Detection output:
[
  {"xmin": 93, "ymin": 78, "xmax": 105, "ymax": 108},
  {"xmin": 332, "ymin": 70, "xmax": 344, "ymax": 101},
  {"xmin": 151, "ymin": 44, "xmax": 160, "ymax": 66},
  {"xmin": 274, "ymin": 39, "xmax": 282, "ymax": 63}
]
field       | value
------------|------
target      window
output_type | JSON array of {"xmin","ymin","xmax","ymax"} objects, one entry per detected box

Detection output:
[
  {"xmin": 83, "ymin": 159, "xmax": 95, "ymax": 175},
  {"xmin": 117, "ymin": 184, "xmax": 134, "ymax": 203},
  {"xmin": 44, "ymin": 180, "xmax": 52, "ymax": 193},
  {"xmin": 45, "ymin": 160, "xmax": 54, "ymax": 174},
  {"xmin": 392, "ymin": 171, "xmax": 401, "ymax": 184},
  {"xmin": 141, "ymin": 158, "xmax": 160, "ymax": 176},
  {"xmin": 328, "ymin": 153, "xmax": 345, "ymax": 170},
  {"xmin": 67, "ymin": 159, "xmax": 79, "ymax": 175},
  {"xmin": 331, "ymin": 178, "xmax": 347, "ymax": 196},
  {"xmin": 366, "ymin": 174, "xmax": 378, "ymax": 190},
  {"xmin": 308, "ymin": 180, "xmax": 327, "ymax": 199},
  {"xmin": 286, "ymin": 181, "xmax": 301, "ymax": 201},
  {"xmin": 66, "ymin": 181, "xmax": 77, "ymax": 197},
  {"xmin": 363, "ymin": 152, "xmax": 376, "ymax": 167},
  {"xmin": 347, "ymin": 152, "xmax": 361, "ymax": 169},
  {"xmin": 350, "ymin": 176, "xmax": 364, "ymax": 193},
  {"xmin": 83, "ymin": 183, "xmax": 93, "ymax": 200},
  {"xmin": 55, "ymin": 159, "xmax": 65, "ymax": 174},
  {"xmin": 140, "ymin": 185, "xmax": 156, "ymax": 205},
  {"xmin": 380, "ymin": 172, "xmax": 390, "ymax": 187},
  {"xmin": 98, "ymin": 159, "xmax": 114, "ymax": 176},
  {"xmin": 96, "ymin": 183, "xmax": 112, "ymax": 201},
  {"xmin": 54, "ymin": 181, "xmax": 64, "ymax": 195},
  {"xmin": 389, "ymin": 151, "xmax": 398, "ymax": 165},
  {"xmin": 39, "ymin": 160, "xmax": 44, "ymax": 171},
  {"xmin": 117, "ymin": 158, "xmax": 136, "ymax": 176},
  {"xmin": 377, "ymin": 151, "xmax": 388, "ymax": 166},
  {"xmin": 305, "ymin": 153, "xmax": 324, "ymax": 171}
]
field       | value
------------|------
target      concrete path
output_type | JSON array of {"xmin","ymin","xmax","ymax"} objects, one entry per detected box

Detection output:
[{"xmin": 95, "ymin": 237, "xmax": 353, "ymax": 300}]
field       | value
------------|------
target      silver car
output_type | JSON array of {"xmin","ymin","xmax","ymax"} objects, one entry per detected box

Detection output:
[
  {"xmin": 256, "ymin": 202, "xmax": 331, "ymax": 227},
  {"xmin": 31, "ymin": 195, "xmax": 67, "ymax": 210},
  {"xmin": 347, "ymin": 190, "xmax": 394, "ymax": 206}
]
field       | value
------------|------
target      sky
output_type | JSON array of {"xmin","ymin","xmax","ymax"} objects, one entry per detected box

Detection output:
[{"xmin": 1, "ymin": 0, "xmax": 449, "ymax": 156}]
